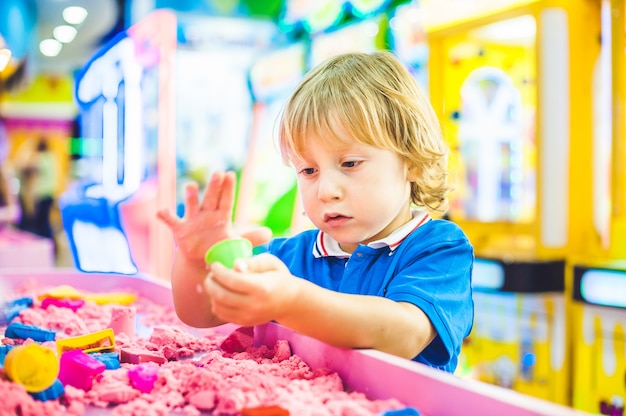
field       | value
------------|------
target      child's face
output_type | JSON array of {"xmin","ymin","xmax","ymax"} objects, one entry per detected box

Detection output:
[{"xmin": 291, "ymin": 123, "xmax": 414, "ymax": 254}]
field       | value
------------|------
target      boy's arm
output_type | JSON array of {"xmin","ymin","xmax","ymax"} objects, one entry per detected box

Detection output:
[
  {"xmin": 157, "ymin": 171, "xmax": 272, "ymax": 328},
  {"xmin": 304, "ymin": 234, "xmax": 473, "ymax": 362},
  {"xmin": 170, "ymin": 251, "xmax": 225, "ymax": 328},
  {"xmin": 278, "ymin": 280, "xmax": 436, "ymax": 360},
  {"xmin": 207, "ymin": 235, "xmax": 472, "ymax": 361},
  {"xmin": 206, "ymin": 255, "xmax": 437, "ymax": 360}
]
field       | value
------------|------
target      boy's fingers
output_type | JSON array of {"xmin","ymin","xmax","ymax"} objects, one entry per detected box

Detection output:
[
  {"xmin": 207, "ymin": 263, "xmax": 250, "ymax": 294},
  {"xmin": 216, "ymin": 171, "xmax": 236, "ymax": 213},
  {"xmin": 156, "ymin": 209, "xmax": 180, "ymax": 229},
  {"xmin": 202, "ymin": 171, "xmax": 225, "ymax": 212},
  {"xmin": 184, "ymin": 182, "xmax": 200, "ymax": 216},
  {"xmin": 239, "ymin": 253, "xmax": 285, "ymax": 274}
]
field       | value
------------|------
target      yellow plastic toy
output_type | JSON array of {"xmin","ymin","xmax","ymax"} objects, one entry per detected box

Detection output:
[
  {"xmin": 38, "ymin": 285, "xmax": 137, "ymax": 305},
  {"xmin": 56, "ymin": 328, "xmax": 116, "ymax": 355},
  {"xmin": 37, "ymin": 285, "xmax": 83, "ymax": 300},
  {"xmin": 4, "ymin": 344, "xmax": 60, "ymax": 393},
  {"xmin": 84, "ymin": 292, "xmax": 136, "ymax": 306}
]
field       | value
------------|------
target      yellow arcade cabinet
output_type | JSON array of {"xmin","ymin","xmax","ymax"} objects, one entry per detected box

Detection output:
[
  {"xmin": 571, "ymin": 264, "xmax": 626, "ymax": 415},
  {"xmin": 423, "ymin": 0, "xmax": 600, "ymax": 406},
  {"xmin": 569, "ymin": 0, "xmax": 626, "ymax": 414}
]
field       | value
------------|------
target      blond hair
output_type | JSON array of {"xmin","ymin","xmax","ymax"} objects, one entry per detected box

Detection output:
[{"xmin": 278, "ymin": 50, "xmax": 451, "ymax": 214}]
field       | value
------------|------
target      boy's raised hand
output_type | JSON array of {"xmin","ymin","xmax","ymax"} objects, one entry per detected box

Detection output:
[{"xmin": 157, "ymin": 171, "xmax": 271, "ymax": 262}]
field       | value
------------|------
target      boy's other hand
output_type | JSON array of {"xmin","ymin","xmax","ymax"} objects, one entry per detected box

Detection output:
[{"xmin": 157, "ymin": 171, "xmax": 270, "ymax": 262}]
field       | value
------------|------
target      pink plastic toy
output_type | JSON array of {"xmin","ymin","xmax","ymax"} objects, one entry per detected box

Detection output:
[
  {"xmin": 128, "ymin": 363, "xmax": 159, "ymax": 393},
  {"xmin": 40, "ymin": 297, "xmax": 85, "ymax": 312},
  {"xmin": 58, "ymin": 349, "xmax": 106, "ymax": 391}
]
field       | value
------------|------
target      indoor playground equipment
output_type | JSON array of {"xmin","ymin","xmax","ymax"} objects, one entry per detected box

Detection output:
[
  {"xmin": 0, "ymin": 268, "xmax": 586, "ymax": 416},
  {"xmin": 236, "ymin": 41, "xmax": 307, "ymax": 238},
  {"xmin": 60, "ymin": 10, "xmax": 281, "ymax": 278},
  {"xmin": 570, "ymin": 264, "xmax": 626, "ymax": 415},
  {"xmin": 568, "ymin": 0, "xmax": 626, "ymax": 414},
  {"xmin": 423, "ymin": 0, "xmax": 600, "ymax": 406}
]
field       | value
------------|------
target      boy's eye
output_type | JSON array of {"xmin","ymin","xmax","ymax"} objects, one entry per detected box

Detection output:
[
  {"xmin": 300, "ymin": 167, "xmax": 316, "ymax": 175},
  {"xmin": 342, "ymin": 161, "xmax": 360, "ymax": 168}
]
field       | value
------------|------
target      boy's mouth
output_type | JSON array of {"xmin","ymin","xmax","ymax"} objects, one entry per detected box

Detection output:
[{"xmin": 324, "ymin": 214, "xmax": 351, "ymax": 228}]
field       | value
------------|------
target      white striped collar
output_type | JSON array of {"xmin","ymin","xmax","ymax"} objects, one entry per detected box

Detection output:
[{"xmin": 312, "ymin": 210, "xmax": 431, "ymax": 258}]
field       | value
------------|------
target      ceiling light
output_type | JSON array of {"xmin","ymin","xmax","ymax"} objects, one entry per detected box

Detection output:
[
  {"xmin": 0, "ymin": 48, "xmax": 11, "ymax": 71},
  {"xmin": 63, "ymin": 6, "xmax": 88, "ymax": 25},
  {"xmin": 40, "ymin": 39, "xmax": 63, "ymax": 57},
  {"xmin": 53, "ymin": 25, "xmax": 78, "ymax": 43}
]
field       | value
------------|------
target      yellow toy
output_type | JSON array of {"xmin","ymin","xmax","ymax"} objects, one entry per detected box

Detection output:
[
  {"xmin": 4, "ymin": 343, "xmax": 59, "ymax": 393},
  {"xmin": 56, "ymin": 328, "xmax": 116, "ymax": 355},
  {"xmin": 38, "ymin": 284, "xmax": 136, "ymax": 305}
]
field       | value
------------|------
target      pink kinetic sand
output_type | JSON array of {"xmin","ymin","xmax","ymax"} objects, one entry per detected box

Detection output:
[
  {"xmin": 0, "ymin": 278, "xmax": 405, "ymax": 416},
  {"xmin": 109, "ymin": 306, "xmax": 136, "ymax": 338}
]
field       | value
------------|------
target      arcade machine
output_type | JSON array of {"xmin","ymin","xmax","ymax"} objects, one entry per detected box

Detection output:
[
  {"xmin": 278, "ymin": 0, "xmax": 390, "ymax": 66},
  {"xmin": 571, "ymin": 265, "xmax": 626, "ymax": 415},
  {"xmin": 61, "ymin": 11, "xmax": 175, "ymax": 276},
  {"xmin": 277, "ymin": 0, "xmax": 346, "ymax": 35},
  {"xmin": 388, "ymin": 1, "xmax": 430, "ymax": 90},
  {"xmin": 236, "ymin": 41, "xmax": 307, "ymax": 238},
  {"xmin": 61, "ymin": 10, "xmax": 282, "ymax": 278},
  {"xmin": 569, "ymin": 1, "xmax": 626, "ymax": 414},
  {"xmin": 307, "ymin": 10, "xmax": 387, "ymax": 69},
  {"xmin": 423, "ymin": 0, "xmax": 600, "ymax": 406}
]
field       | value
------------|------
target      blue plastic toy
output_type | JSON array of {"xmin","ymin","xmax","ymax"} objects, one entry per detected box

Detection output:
[
  {"xmin": 381, "ymin": 408, "xmax": 421, "ymax": 416},
  {"xmin": 0, "ymin": 344, "xmax": 14, "ymax": 366},
  {"xmin": 5, "ymin": 322, "xmax": 56, "ymax": 342},
  {"xmin": 1, "ymin": 297, "xmax": 33, "ymax": 324},
  {"xmin": 29, "ymin": 379, "xmax": 65, "ymax": 401},
  {"xmin": 90, "ymin": 351, "xmax": 121, "ymax": 369}
]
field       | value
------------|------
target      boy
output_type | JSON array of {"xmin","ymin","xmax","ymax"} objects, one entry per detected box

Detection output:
[{"xmin": 158, "ymin": 51, "xmax": 474, "ymax": 372}]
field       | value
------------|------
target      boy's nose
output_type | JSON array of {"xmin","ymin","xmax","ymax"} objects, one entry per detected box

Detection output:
[{"xmin": 317, "ymin": 172, "xmax": 342, "ymax": 202}]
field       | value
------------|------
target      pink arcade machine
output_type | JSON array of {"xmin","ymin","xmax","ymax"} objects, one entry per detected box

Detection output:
[{"xmin": 61, "ymin": 10, "xmax": 282, "ymax": 278}]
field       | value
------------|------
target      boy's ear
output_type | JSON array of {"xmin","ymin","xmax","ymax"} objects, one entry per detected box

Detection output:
[{"xmin": 407, "ymin": 165, "xmax": 420, "ymax": 182}]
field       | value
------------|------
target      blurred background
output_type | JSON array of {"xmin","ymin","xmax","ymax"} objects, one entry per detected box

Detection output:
[{"xmin": 0, "ymin": 1, "xmax": 624, "ymax": 415}]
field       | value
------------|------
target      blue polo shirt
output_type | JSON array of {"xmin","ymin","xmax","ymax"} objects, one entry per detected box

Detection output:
[{"xmin": 267, "ymin": 212, "xmax": 474, "ymax": 373}]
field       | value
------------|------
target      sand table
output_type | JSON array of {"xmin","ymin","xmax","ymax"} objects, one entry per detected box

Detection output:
[{"xmin": 0, "ymin": 280, "xmax": 405, "ymax": 415}]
